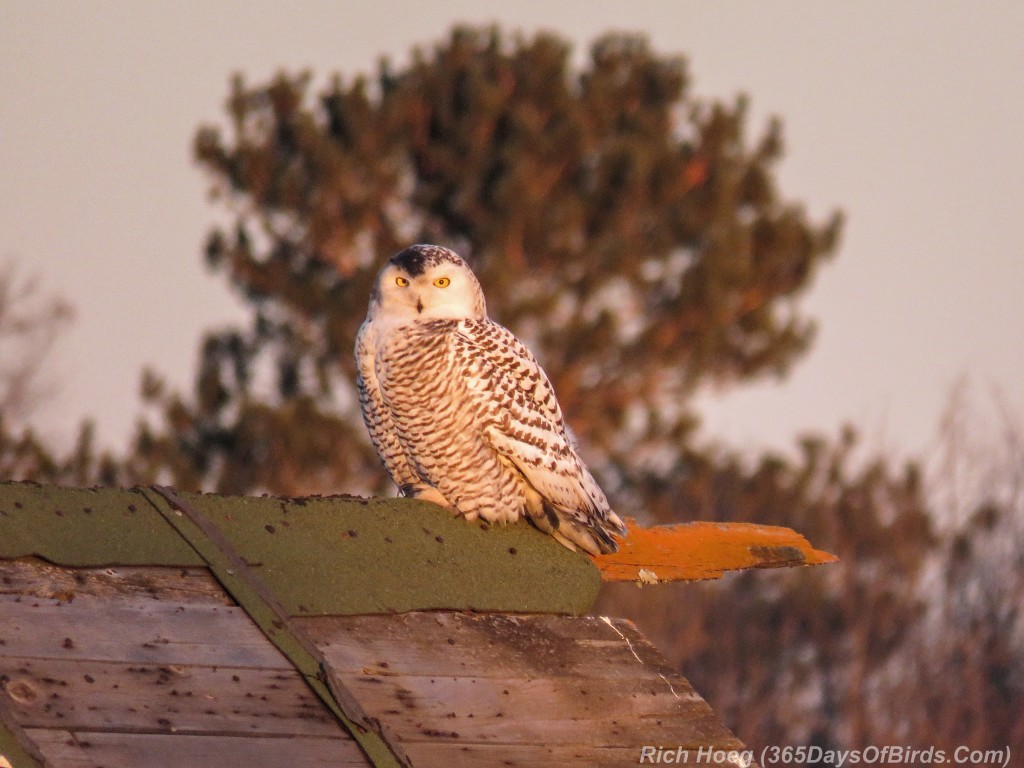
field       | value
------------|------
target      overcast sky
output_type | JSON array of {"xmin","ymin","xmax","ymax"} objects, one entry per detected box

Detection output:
[{"xmin": 2, "ymin": 1, "xmax": 1022, "ymax": 466}]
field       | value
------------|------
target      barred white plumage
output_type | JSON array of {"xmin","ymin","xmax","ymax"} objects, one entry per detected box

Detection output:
[{"xmin": 355, "ymin": 244, "xmax": 627, "ymax": 555}]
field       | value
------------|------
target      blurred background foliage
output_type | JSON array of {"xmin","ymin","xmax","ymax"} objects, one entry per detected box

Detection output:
[{"xmin": 2, "ymin": 26, "xmax": 1020, "ymax": 757}]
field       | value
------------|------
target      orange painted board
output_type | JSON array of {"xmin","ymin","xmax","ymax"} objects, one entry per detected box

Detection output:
[{"xmin": 592, "ymin": 519, "xmax": 838, "ymax": 583}]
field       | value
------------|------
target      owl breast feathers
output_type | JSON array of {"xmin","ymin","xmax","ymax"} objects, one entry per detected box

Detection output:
[{"xmin": 356, "ymin": 244, "xmax": 626, "ymax": 555}]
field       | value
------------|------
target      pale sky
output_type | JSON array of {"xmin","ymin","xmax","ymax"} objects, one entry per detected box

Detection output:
[{"xmin": 2, "ymin": 1, "xmax": 1022, "ymax": 466}]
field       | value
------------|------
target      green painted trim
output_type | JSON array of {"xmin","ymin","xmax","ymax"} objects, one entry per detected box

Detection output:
[
  {"xmin": 156, "ymin": 489, "xmax": 601, "ymax": 616},
  {"xmin": 0, "ymin": 481, "xmax": 600, "ymax": 615},
  {"xmin": 0, "ymin": 482, "xmax": 201, "ymax": 566},
  {"xmin": 0, "ymin": 716, "xmax": 45, "ymax": 768},
  {"xmin": 142, "ymin": 487, "xmax": 405, "ymax": 768},
  {"xmin": 302, "ymin": 674, "xmax": 405, "ymax": 768}
]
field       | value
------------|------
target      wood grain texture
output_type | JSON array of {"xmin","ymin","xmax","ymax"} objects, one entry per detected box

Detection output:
[
  {"xmin": 592, "ymin": 518, "xmax": 838, "ymax": 582},
  {"xmin": 0, "ymin": 594, "xmax": 291, "ymax": 669},
  {"xmin": 0, "ymin": 559, "xmax": 230, "ymax": 603},
  {"xmin": 297, "ymin": 612, "xmax": 749, "ymax": 766},
  {"xmin": 1, "ymin": 658, "xmax": 341, "ymax": 737},
  {"xmin": 0, "ymin": 562, "xmax": 368, "ymax": 768},
  {"xmin": 409, "ymin": 743, "xmax": 755, "ymax": 767},
  {"xmin": 24, "ymin": 729, "xmax": 368, "ymax": 768}
]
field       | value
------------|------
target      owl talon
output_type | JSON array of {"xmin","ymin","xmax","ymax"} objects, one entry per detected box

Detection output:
[{"xmin": 401, "ymin": 483, "xmax": 456, "ymax": 512}]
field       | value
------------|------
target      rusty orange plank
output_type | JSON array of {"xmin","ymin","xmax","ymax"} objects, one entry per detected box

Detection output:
[{"xmin": 592, "ymin": 519, "xmax": 839, "ymax": 583}]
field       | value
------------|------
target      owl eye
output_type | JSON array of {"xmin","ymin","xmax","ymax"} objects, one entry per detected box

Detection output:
[
  {"xmin": 433, "ymin": 277, "xmax": 451, "ymax": 288},
  {"xmin": 395, "ymin": 276, "xmax": 410, "ymax": 287}
]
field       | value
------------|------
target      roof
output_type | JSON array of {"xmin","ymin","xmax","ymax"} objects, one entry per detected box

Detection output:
[{"xmin": 1, "ymin": 480, "xmax": 834, "ymax": 767}]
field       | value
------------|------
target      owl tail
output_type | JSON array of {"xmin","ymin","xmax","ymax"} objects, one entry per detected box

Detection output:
[{"xmin": 529, "ymin": 499, "xmax": 625, "ymax": 556}]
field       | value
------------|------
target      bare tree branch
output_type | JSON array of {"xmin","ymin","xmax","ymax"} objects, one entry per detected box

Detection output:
[{"xmin": 0, "ymin": 260, "xmax": 74, "ymax": 423}]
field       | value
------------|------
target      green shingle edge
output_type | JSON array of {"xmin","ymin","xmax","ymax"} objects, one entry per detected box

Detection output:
[
  {"xmin": 0, "ymin": 718, "xmax": 44, "ymax": 768},
  {"xmin": 169, "ymin": 488, "xmax": 600, "ymax": 616},
  {"xmin": 0, "ymin": 481, "xmax": 600, "ymax": 616},
  {"xmin": 0, "ymin": 482, "xmax": 202, "ymax": 566}
]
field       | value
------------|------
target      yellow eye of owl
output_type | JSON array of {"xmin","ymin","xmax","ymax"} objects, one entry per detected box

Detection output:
[
  {"xmin": 433, "ymin": 277, "xmax": 451, "ymax": 288},
  {"xmin": 395, "ymin": 276, "xmax": 410, "ymax": 287}
]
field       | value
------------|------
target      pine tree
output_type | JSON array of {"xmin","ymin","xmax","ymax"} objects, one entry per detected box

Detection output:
[{"xmin": 130, "ymin": 27, "xmax": 841, "ymax": 497}]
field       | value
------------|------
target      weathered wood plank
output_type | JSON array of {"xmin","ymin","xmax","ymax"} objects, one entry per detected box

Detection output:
[
  {"xmin": 0, "ymin": 657, "xmax": 343, "ymax": 738},
  {"xmin": 297, "ymin": 613, "xmax": 679, "ymax": 680},
  {"xmin": 25, "ymin": 729, "xmax": 369, "ymax": 768},
  {"xmin": 362, "ymin": 705, "xmax": 732, "ymax": 748},
  {"xmin": 1, "ymin": 562, "xmax": 373, "ymax": 766},
  {"xmin": 341, "ymin": 678, "xmax": 739, "ymax": 749},
  {"xmin": 300, "ymin": 612, "xmax": 746, "ymax": 756},
  {"xmin": 0, "ymin": 594, "xmax": 291, "ymax": 669},
  {"xmin": 408, "ymin": 743, "xmax": 758, "ymax": 767},
  {"xmin": 1, "ymin": 555, "xmax": 406, "ymax": 768},
  {"xmin": 0, "ymin": 560, "xmax": 229, "ymax": 604},
  {"xmin": 343, "ymin": 674, "xmax": 704, "ymax": 721}
]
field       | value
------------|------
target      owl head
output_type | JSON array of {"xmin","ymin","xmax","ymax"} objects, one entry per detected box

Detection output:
[{"xmin": 368, "ymin": 245, "xmax": 487, "ymax": 322}]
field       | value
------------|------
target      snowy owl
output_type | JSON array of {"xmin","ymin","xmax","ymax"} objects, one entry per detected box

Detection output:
[{"xmin": 355, "ymin": 244, "xmax": 627, "ymax": 555}]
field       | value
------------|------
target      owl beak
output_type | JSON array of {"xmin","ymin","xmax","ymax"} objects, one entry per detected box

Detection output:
[{"xmin": 416, "ymin": 297, "xmax": 424, "ymax": 314}]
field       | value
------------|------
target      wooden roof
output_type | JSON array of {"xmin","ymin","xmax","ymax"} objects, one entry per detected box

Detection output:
[
  {"xmin": 1, "ymin": 560, "xmax": 368, "ymax": 767},
  {"xmin": 1, "ymin": 480, "xmax": 834, "ymax": 767}
]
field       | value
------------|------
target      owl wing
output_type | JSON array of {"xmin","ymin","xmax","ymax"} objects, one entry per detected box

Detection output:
[
  {"xmin": 355, "ymin": 321, "xmax": 421, "ymax": 489},
  {"xmin": 452, "ymin": 319, "xmax": 625, "ymax": 552}
]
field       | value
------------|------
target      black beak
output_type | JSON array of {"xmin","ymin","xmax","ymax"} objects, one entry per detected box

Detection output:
[{"xmin": 416, "ymin": 298, "xmax": 424, "ymax": 313}]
